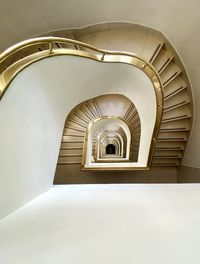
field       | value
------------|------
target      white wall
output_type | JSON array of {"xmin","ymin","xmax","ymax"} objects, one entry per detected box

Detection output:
[
  {"xmin": 0, "ymin": 55, "xmax": 156, "ymax": 219},
  {"xmin": 1, "ymin": 184, "xmax": 200, "ymax": 264}
]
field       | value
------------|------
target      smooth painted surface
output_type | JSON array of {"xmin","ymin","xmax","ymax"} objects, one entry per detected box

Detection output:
[
  {"xmin": 1, "ymin": 184, "xmax": 200, "ymax": 264},
  {"xmin": 178, "ymin": 165, "xmax": 200, "ymax": 183},
  {"xmin": 0, "ymin": 55, "xmax": 156, "ymax": 219}
]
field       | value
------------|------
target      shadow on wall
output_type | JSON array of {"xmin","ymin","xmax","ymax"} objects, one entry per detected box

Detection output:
[{"xmin": 54, "ymin": 165, "xmax": 178, "ymax": 184}]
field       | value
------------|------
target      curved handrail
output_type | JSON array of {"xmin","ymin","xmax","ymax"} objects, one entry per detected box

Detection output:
[
  {"xmin": 0, "ymin": 36, "xmax": 154, "ymax": 72},
  {"xmin": 0, "ymin": 36, "xmax": 164, "ymax": 169}
]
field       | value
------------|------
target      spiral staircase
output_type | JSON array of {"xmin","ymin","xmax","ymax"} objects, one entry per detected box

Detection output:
[
  {"xmin": 45, "ymin": 23, "xmax": 192, "ymax": 173},
  {"xmin": 57, "ymin": 94, "xmax": 141, "ymax": 166},
  {"xmin": 0, "ymin": 22, "xmax": 193, "ymax": 183}
]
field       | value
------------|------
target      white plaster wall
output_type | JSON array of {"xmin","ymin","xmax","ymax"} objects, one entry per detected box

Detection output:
[
  {"xmin": 0, "ymin": 55, "xmax": 156, "ymax": 219},
  {"xmin": 1, "ymin": 184, "xmax": 200, "ymax": 264}
]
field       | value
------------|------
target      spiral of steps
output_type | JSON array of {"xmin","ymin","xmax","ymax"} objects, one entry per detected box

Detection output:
[
  {"xmin": 45, "ymin": 23, "xmax": 192, "ymax": 168},
  {"xmin": 0, "ymin": 22, "xmax": 193, "ymax": 170},
  {"xmin": 58, "ymin": 94, "xmax": 141, "ymax": 166},
  {"xmin": 151, "ymin": 43, "xmax": 192, "ymax": 166}
]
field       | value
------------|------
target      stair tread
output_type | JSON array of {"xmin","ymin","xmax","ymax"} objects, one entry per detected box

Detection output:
[
  {"xmin": 160, "ymin": 62, "xmax": 181, "ymax": 86},
  {"xmin": 153, "ymin": 49, "xmax": 174, "ymax": 73}
]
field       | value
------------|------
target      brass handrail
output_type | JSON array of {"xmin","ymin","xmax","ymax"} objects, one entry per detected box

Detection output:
[
  {"xmin": 0, "ymin": 36, "xmax": 136, "ymax": 59},
  {"xmin": 0, "ymin": 36, "xmax": 155, "ymax": 73},
  {"xmin": 0, "ymin": 36, "xmax": 164, "ymax": 169}
]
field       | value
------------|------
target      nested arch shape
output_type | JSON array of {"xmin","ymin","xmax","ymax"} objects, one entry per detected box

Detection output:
[
  {"xmin": 98, "ymin": 130, "xmax": 125, "ymax": 159},
  {"xmin": 84, "ymin": 116, "xmax": 132, "ymax": 167}
]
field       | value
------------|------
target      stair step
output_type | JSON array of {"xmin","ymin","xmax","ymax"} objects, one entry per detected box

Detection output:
[
  {"xmin": 62, "ymin": 135, "xmax": 84, "ymax": 141},
  {"xmin": 152, "ymin": 157, "xmax": 180, "ymax": 163},
  {"xmin": 152, "ymin": 159, "xmax": 180, "ymax": 166},
  {"xmin": 58, "ymin": 156, "xmax": 82, "ymax": 164},
  {"xmin": 86, "ymin": 100, "xmax": 100, "ymax": 118},
  {"xmin": 155, "ymin": 141, "xmax": 185, "ymax": 150},
  {"xmin": 160, "ymin": 119, "xmax": 190, "ymax": 131},
  {"xmin": 153, "ymin": 150, "xmax": 182, "ymax": 158},
  {"xmin": 65, "ymin": 126, "xmax": 85, "ymax": 133},
  {"xmin": 57, "ymin": 161, "xmax": 81, "ymax": 165},
  {"xmin": 59, "ymin": 149, "xmax": 83, "ymax": 156},
  {"xmin": 72, "ymin": 112, "xmax": 90, "ymax": 125},
  {"xmin": 59, "ymin": 154, "xmax": 83, "ymax": 157},
  {"xmin": 63, "ymin": 128, "xmax": 84, "ymax": 136},
  {"xmin": 78, "ymin": 106, "xmax": 93, "ymax": 121},
  {"xmin": 162, "ymin": 105, "xmax": 191, "ymax": 123},
  {"xmin": 149, "ymin": 42, "xmax": 164, "ymax": 63},
  {"xmin": 153, "ymin": 49, "xmax": 174, "ymax": 74},
  {"xmin": 157, "ymin": 131, "xmax": 188, "ymax": 141},
  {"xmin": 77, "ymin": 108, "xmax": 92, "ymax": 123},
  {"xmin": 60, "ymin": 142, "xmax": 84, "ymax": 148},
  {"xmin": 164, "ymin": 90, "xmax": 190, "ymax": 111},
  {"xmin": 68, "ymin": 120, "xmax": 87, "ymax": 129},
  {"xmin": 164, "ymin": 77, "xmax": 187, "ymax": 99},
  {"xmin": 160, "ymin": 62, "xmax": 182, "ymax": 87},
  {"xmin": 157, "ymin": 138, "xmax": 187, "ymax": 142}
]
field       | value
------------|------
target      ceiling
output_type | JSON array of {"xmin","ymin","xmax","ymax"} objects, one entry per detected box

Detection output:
[{"xmin": 0, "ymin": 0, "xmax": 200, "ymax": 167}]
